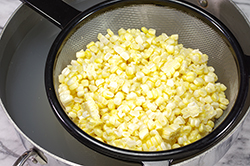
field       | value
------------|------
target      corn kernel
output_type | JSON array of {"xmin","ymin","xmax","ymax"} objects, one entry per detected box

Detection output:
[
  {"xmin": 219, "ymin": 98, "xmax": 229, "ymax": 105},
  {"xmin": 207, "ymin": 120, "xmax": 214, "ymax": 128},
  {"xmin": 172, "ymin": 144, "xmax": 181, "ymax": 149},
  {"xmin": 139, "ymin": 128, "xmax": 149, "ymax": 140},
  {"xmin": 87, "ymin": 41, "xmax": 95, "ymax": 48},
  {"xmin": 107, "ymin": 29, "xmax": 114, "ymax": 36},
  {"xmin": 103, "ymin": 90, "xmax": 114, "ymax": 99},
  {"xmin": 199, "ymin": 88, "xmax": 207, "ymax": 97},
  {"xmin": 148, "ymin": 28, "xmax": 156, "ymax": 36},
  {"xmin": 215, "ymin": 108, "xmax": 223, "ymax": 118},
  {"xmin": 141, "ymin": 27, "xmax": 148, "ymax": 33}
]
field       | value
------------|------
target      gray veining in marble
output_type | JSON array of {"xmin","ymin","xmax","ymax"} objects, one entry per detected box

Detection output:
[{"xmin": 0, "ymin": 0, "xmax": 250, "ymax": 165}]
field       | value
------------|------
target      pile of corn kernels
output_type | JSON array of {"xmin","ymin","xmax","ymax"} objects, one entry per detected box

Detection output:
[{"xmin": 58, "ymin": 27, "xmax": 229, "ymax": 151}]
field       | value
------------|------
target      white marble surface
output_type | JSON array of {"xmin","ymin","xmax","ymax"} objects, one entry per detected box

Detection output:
[{"xmin": 0, "ymin": 0, "xmax": 250, "ymax": 165}]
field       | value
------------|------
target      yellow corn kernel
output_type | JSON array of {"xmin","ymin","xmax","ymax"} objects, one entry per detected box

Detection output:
[
  {"xmin": 81, "ymin": 79, "xmax": 89, "ymax": 87},
  {"xmin": 211, "ymin": 93, "xmax": 219, "ymax": 102},
  {"xmin": 89, "ymin": 85, "xmax": 97, "ymax": 92},
  {"xmin": 205, "ymin": 125, "xmax": 213, "ymax": 133},
  {"xmin": 194, "ymin": 77, "xmax": 203, "ymax": 86},
  {"xmin": 207, "ymin": 120, "xmax": 214, "ymax": 128},
  {"xmin": 204, "ymin": 96, "xmax": 213, "ymax": 103},
  {"xmin": 219, "ymin": 98, "xmax": 229, "ymax": 105},
  {"xmin": 142, "ymin": 143, "xmax": 148, "ymax": 151},
  {"xmin": 172, "ymin": 144, "xmax": 181, "ymax": 149},
  {"xmin": 59, "ymin": 93, "xmax": 73, "ymax": 106},
  {"xmin": 90, "ymin": 45, "xmax": 99, "ymax": 53},
  {"xmin": 166, "ymin": 45, "xmax": 175, "ymax": 54},
  {"xmin": 139, "ymin": 128, "xmax": 149, "ymax": 140},
  {"xmin": 186, "ymin": 72, "xmax": 196, "ymax": 82},
  {"xmin": 148, "ymin": 28, "xmax": 156, "ymax": 36},
  {"xmin": 219, "ymin": 83, "xmax": 227, "ymax": 91},
  {"xmin": 178, "ymin": 135, "xmax": 187, "ymax": 145},
  {"xmin": 188, "ymin": 129, "xmax": 199, "ymax": 142},
  {"xmin": 182, "ymin": 126, "xmax": 192, "ymax": 134},
  {"xmin": 170, "ymin": 34, "xmax": 179, "ymax": 41},
  {"xmin": 84, "ymin": 49, "xmax": 92, "ymax": 59},
  {"xmin": 126, "ymin": 66, "xmax": 135, "ymax": 76},
  {"xmin": 174, "ymin": 116, "xmax": 185, "ymax": 125},
  {"xmin": 141, "ymin": 27, "xmax": 148, "ymax": 34},
  {"xmin": 204, "ymin": 74, "xmax": 215, "ymax": 83},
  {"xmin": 76, "ymin": 50, "xmax": 86, "ymax": 58},
  {"xmin": 198, "ymin": 123, "xmax": 206, "ymax": 133},
  {"xmin": 189, "ymin": 118, "xmax": 201, "ymax": 127},
  {"xmin": 198, "ymin": 88, "xmax": 207, "ymax": 97},
  {"xmin": 150, "ymin": 136, "xmax": 158, "ymax": 147},
  {"xmin": 94, "ymin": 127, "xmax": 103, "ymax": 137},
  {"xmin": 107, "ymin": 29, "xmax": 114, "ymax": 36},
  {"xmin": 102, "ymin": 90, "xmax": 114, "ymax": 99},
  {"xmin": 68, "ymin": 112, "xmax": 77, "ymax": 119},
  {"xmin": 215, "ymin": 108, "xmax": 223, "ymax": 118},
  {"xmin": 157, "ymin": 115, "xmax": 168, "ymax": 126},
  {"xmin": 124, "ymin": 33, "xmax": 133, "ymax": 41},
  {"xmin": 108, "ymin": 100, "xmax": 115, "ymax": 110},
  {"xmin": 87, "ymin": 41, "xmax": 95, "ymax": 49},
  {"xmin": 94, "ymin": 58, "xmax": 103, "ymax": 64},
  {"xmin": 146, "ymin": 120, "xmax": 155, "ymax": 131},
  {"xmin": 219, "ymin": 104, "xmax": 227, "ymax": 110}
]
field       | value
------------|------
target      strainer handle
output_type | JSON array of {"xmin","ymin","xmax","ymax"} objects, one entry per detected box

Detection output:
[{"xmin": 20, "ymin": 0, "xmax": 81, "ymax": 29}]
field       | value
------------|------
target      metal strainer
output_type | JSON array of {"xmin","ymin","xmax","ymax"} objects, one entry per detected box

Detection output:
[
  {"xmin": 54, "ymin": 1, "xmax": 239, "ymax": 130},
  {"xmin": 21, "ymin": 0, "xmax": 249, "ymax": 165}
]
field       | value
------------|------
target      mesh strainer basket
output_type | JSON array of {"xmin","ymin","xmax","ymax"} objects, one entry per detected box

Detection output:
[{"xmin": 36, "ymin": 0, "xmax": 249, "ymax": 164}]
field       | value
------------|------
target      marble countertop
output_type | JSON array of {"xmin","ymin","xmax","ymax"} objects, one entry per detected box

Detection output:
[{"xmin": 0, "ymin": 0, "xmax": 250, "ymax": 165}]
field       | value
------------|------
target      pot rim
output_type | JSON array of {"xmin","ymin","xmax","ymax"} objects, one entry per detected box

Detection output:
[{"xmin": 1, "ymin": 0, "xmax": 249, "ymax": 165}]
